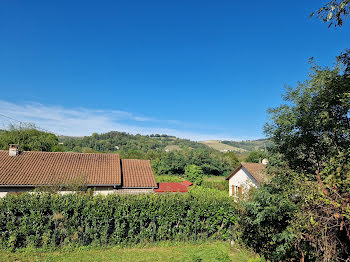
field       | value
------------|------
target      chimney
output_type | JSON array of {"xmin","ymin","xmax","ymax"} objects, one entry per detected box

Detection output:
[{"xmin": 9, "ymin": 144, "xmax": 19, "ymax": 156}]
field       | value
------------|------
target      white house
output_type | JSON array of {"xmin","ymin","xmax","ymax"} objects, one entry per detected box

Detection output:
[{"xmin": 225, "ymin": 162, "xmax": 267, "ymax": 197}]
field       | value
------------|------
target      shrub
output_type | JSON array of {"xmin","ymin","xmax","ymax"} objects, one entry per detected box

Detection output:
[
  {"xmin": 0, "ymin": 188, "xmax": 237, "ymax": 250},
  {"xmin": 185, "ymin": 165, "xmax": 204, "ymax": 185}
]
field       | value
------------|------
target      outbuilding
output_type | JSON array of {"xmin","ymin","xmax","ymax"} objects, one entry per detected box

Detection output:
[{"xmin": 225, "ymin": 162, "xmax": 267, "ymax": 197}]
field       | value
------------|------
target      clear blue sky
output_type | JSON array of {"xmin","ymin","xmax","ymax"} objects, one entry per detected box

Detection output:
[{"xmin": 0, "ymin": 0, "xmax": 349, "ymax": 140}]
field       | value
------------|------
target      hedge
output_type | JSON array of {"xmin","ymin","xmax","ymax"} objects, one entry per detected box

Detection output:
[{"xmin": 0, "ymin": 188, "xmax": 237, "ymax": 250}]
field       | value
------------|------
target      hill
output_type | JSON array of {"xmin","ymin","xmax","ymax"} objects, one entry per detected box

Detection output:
[
  {"xmin": 200, "ymin": 139, "xmax": 272, "ymax": 153},
  {"xmin": 200, "ymin": 140, "xmax": 248, "ymax": 153},
  {"xmin": 59, "ymin": 131, "xmax": 207, "ymax": 153},
  {"xmin": 221, "ymin": 138, "xmax": 273, "ymax": 152}
]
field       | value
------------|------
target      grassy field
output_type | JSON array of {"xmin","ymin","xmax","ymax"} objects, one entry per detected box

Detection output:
[
  {"xmin": 0, "ymin": 242, "xmax": 256, "ymax": 262},
  {"xmin": 200, "ymin": 140, "xmax": 248, "ymax": 153}
]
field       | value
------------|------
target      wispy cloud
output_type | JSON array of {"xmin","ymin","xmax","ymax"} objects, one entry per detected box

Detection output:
[{"xmin": 0, "ymin": 100, "xmax": 255, "ymax": 141}]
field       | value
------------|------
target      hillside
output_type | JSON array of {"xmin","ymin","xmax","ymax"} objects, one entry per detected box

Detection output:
[
  {"xmin": 221, "ymin": 138, "xmax": 273, "ymax": 152},
  {"xmin": 59, "ymin": 131, "xmax": 207, "ymax": 153},
  {"xmin": 200, "ymin": 140, "xmax": 248, "ymax": 153},
  {"xmin": 59, "ymin": 132, "xmax": 270, "ymax": 155},
  {"xmin": 200, "ymin": 139, "xmax": 272, "ymax": 153}
]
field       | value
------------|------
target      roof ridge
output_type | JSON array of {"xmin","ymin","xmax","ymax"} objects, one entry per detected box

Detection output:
[{"xmin": 0, "ymin": 150, "xmax": 120, "ymax": 156}]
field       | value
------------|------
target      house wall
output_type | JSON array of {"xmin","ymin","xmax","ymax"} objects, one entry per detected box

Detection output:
[
  {"xmin": 228, "ymin": 167, "xmax": 260, "ymax": 197},
  {"xmin": 0, "ymin": 187, "xmax": 35, "ymax": 197},
  {"xmin": 0, "ymin": 187, "xmax": 154, "ymax": 197}
]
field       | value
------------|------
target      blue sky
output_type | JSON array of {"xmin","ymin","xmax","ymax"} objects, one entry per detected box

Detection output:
[{"xmin": 0, "ymin": 0, "xmax": 349, "ymax": 140}]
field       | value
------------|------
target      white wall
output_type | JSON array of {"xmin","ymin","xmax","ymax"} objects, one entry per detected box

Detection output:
[
  {"xmin": 0, "ymin": 187, "xmax": 154, "ymax": 197},
  {"xmin": 228, "ymin": 167, "xmax": 260, "ymax": 197}
]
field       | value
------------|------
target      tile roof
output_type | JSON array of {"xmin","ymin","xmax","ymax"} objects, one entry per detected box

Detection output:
[
  {"xmin": 180, "ymin": 181, "xmax": 193, "ymax": 187},
  {"xmin": 225, "ymin": 162, "xmax": 266, "ymax": 184},
  {"xmin": 121, "ymin": 159, "xmax": 157, "ymax": 188},
  {"xmin": 0, "ymin": 151, "xmax": 122, "ymax": 186},
  {"xmin": 154, "ymin": 183, "xmax": 188, "ymax": 193},
  {"xmin": 0, "ymin": 151, "xmax": 158, "ymax": 188}
]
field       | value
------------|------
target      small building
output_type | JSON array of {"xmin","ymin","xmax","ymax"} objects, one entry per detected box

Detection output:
[
  {"xmin": 154, "ymin": 183, "xmax": 188, "ymax": 193},
  {"xmin": 225, "ymin": 162, "xmax": 266, "ymax": 197},
  {"xmin": 0, "ymin": 146, "xmax": 157, "ymax": 197}
]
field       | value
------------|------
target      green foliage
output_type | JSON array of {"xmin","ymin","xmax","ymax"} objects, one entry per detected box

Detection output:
[
  {"xmin": 0, "ymin": 124, "xmax": 60, "ymax": 152},
  {"xmin": 152, "ymin": 148, "xmax": 235, "ymax": 177},
  {"xmin": 0, "ymin": 189, "xmax": 237, "ymax": 250},
  {"xmin": 60, "ymin": 131, "xmax": 238, "ymax": 177},
  {"xmin": 242, "ymin": 51, "xmax": 350, "ymax": 260},
  {"xmin": 265, "ymin": 53, "xmax": 350, "ymax": 177},
  {"xmin": 201, "ymin": 179, "xmax": 228, "ymax": 192},
  {"xmin": 60, "ymin": 131, "xmax": 206, "ymax": 153},
  {"xmin": 185, "ymin": 165, "xmax": 204, "ymax": 185},
  {"xmin": 245, "ymin": 151, "xmax": 268, "ymax": 163},
  {"xmin": 237, "ymin": 182, "xmax": 298, "ymax": 261},
  {"xmin": 221, "ymin": 139, "xmax": 273, "ymax": 153},
  {"xmin": 311, "ymin": 0, "xmax": 350, "ymax": 27}
]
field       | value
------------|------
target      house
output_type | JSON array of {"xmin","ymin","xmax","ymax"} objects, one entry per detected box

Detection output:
[
  {"xmin": 225, "ymin": 162, "xmax": 267, "ymax": 197},
  {"xmin": 154, "ymin": 183, "xmax": 188, "ymax": 193},
  {"xmin": 0, "ymin": 145, "xmax": 158, "ymax": 197}
]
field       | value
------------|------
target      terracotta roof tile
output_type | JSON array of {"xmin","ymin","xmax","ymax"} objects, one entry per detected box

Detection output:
[
  {"xmin": 0, "ymin": 151, "xmax": 121, "ymax": 186},
  {"xmin": 154, "ymin": 183, "xmax": 188, "ymax": 193},
  {"xmin": 121, "ymin": 159, "xmax": 157, "ymax": 188}
]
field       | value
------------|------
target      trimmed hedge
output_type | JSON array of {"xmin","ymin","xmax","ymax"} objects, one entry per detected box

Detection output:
[{"xmin": 0, "ymin": 188, "xmax": 237, "ymax": 250}]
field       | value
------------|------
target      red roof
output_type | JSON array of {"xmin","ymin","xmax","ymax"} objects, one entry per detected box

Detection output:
[
  {"xmin": 0, "ymin": 151, "xmax": 157, "ymax": 188},
  {"xmin": 154, "ymin": 183, "xmax": 188, "ymax": 193},
  {"xmin": 181, "ymin": 181, "xmax": 193, "ymax": 187}
]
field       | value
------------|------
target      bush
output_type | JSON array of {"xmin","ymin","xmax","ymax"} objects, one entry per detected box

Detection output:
[
  {"xmin": 185, "ymin": 165, "xmax": 204, "ymax": 185},
  {"xmin": 0, "ymin": 188, "xmax": 237, "ymax": 250}
]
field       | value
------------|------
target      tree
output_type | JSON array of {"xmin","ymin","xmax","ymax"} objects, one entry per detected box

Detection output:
[
  {"xmin": 0, "ymin": 124, "xmax": 60, "ymax": 152},
  {"xmin": 245, "ymin": 150, "xmax": 267, "ymax": 163},
  {"xmin": 262, "ymin": 50, "xmax": 350, "ymax": 260},
  {"xmin": 185, "ymin": 164, "xmax": 204, "ymax": 185},
  {"xmin": 311, "ymin": 0, "xmax": 350, "ymax": 27},
  {"xmin": 265, "ymin": 51, "xmax": 350, "ymax": 176}
]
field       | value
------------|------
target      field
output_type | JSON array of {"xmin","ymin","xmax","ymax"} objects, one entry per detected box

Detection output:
[
  {"xmin": 0, "ymin": 241, "xmax": 256, "ymax": 262},
  {"xmin": 200, "ymin": 140, "xmax": 247, "ymax": 153}
]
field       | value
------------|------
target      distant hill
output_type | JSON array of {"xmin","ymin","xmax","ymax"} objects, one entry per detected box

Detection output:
[
  {"xmin": 221, "ymin": 139, "xmax": 273, "ymax": 152},
  {"xmin": 200, "ymin": 140, "xmax": 248, "ymax": 153},
  {"xmin": 200, "ymin": 139, "xmax": 273, "ymax": 153},
  {"xmin": 59, "ymin": 131, "xmax": 272, "ymax": 155},
  {"xmin": 58, "ymin": 131, "xmax": 207, "ymax": 153}
]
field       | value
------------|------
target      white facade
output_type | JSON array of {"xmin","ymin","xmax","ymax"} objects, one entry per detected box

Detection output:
[
  {"xmin": 228, "ymin": 167, "xmax": 260, "ymax": 197},
  {"xmin": 0, "ymin": 187, "xmax": 154, "ymax": 197}
]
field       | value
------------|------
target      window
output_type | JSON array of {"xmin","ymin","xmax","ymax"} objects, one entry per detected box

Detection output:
[{"xmin": 232, "ymin": 186, "xmax": 242, "ymax": 197}]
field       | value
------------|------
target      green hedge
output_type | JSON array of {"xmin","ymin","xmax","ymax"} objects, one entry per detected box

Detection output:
[{"xmin": 0, "ymin": 188, "xmax": 237, "ymax": 250}]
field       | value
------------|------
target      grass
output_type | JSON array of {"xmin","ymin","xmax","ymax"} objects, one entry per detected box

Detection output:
[
  {"xmin": 155, "ymin": 174, "xmax": 184, "ymax": 183},
  {"xmin": 0, "ymin": 241, "xmax": 256, "ymax": 262},
  {"xmin": 200, "ymin": 140, "xmax": 247, "ymax": 153},
  {"xmin": 164, "ymin": 145, "xmax": 182, "ymax": 151},
  {"xmin": 155, "ymin": 175, "xmax": 227, "ymax": 183}
]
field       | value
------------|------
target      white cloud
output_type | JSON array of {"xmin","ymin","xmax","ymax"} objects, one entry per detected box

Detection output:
[{"xmin": 0, "ymin": 100, "xmax": 256, "ymax": 141}]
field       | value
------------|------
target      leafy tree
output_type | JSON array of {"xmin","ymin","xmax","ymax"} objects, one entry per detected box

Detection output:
[
  {"xmin": 245, "ymin": 150, "xmax": 268, "ymax": 163},
  {"xmin": 311, "ymin": 0, "xmax": 350, "ymax": 27},
  {"xmin": 0, "ymin": 124, "xmax": 59, "ymax": 152},
  {"xmin": 265, "ymin": 52, "xmax": 350, "ymax": 177},
  {"xmin": 240, "ymin": 50, "xmax": 350, "ymax": 261},
  {"xmin": 185, "ymin": 164, "xmax": 204, "ymax": 185}
]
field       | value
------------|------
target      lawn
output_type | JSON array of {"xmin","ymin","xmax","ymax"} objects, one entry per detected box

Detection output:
[{"xmin": 0, "ymin": 241, "xmax": 256, "ymax": 262}]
